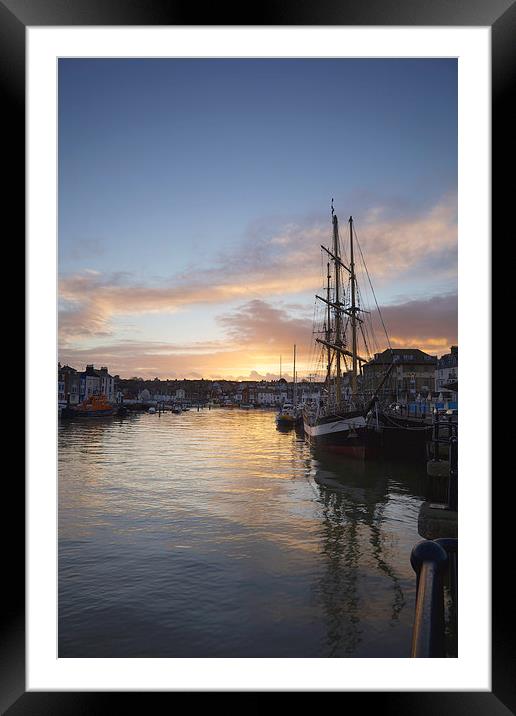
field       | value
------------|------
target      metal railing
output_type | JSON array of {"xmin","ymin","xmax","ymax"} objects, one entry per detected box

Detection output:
[
  {"xmin": 427, "ymin": 412, "xmax": 458, "ymax": 511},
  {"xmin": 410, "ymin": 538, "xmax": 458, "ymax": 657},
  {"xmin": 436, "ymin": 536, "xmax": 458, "ymax": 654},
  {"xmin": 448, "ymin": 436, "xmax": 458, "ymax": 511},
  {"xmin": 429, "ymin": 411, "xmax": 458, "ymax": 460}
]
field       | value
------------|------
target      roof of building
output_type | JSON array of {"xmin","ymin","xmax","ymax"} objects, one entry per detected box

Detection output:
[
  {"xmin": 437, "ymin": 353, "xmax": 458, "ymax": 369},
  {"xmin": 365, "ymin": 348, "xmax": 437, "ymax": 366},
  {"xmin": 83, "ymin": 365, "xmax": 113, "ymax": 378}
]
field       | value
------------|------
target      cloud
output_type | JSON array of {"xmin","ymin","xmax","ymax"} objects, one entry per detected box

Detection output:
[
  {"xmin": 59, "ymin": 194, "xmax": 456, "ymax": 341},
  {"xmin": 373, "ymin": 292, "xmax": 457, "ymax": 355},
  {"xmin": 350, "ymin": 194, "xmax": 457, "ymax": 281},
  {"xmin": 58, "ymin": 194, "xmax": 457, "ymax": 374},
  {"xmin": 59, "ymin": 299, "xmax": 313, "ymax": 379},
  {"xmin": 218, "ymin": 299, "xmax": 312, "ymax": 349},
  {"xmin": 59, "ymin": 292, "xmax": 457, "ymax": 379}
]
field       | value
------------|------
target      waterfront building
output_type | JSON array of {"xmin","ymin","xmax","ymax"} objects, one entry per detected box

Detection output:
[
  {"xmin": 435, "ymin": 345, "xmax": 458, "ymax": 396},
  {"xmin": 256, "ymin": 386, "xmax": 288, "ymax": 406},
  {"xmin": 79, "ymin": 364, "xmax": 115, "ymax": 402},
  {"xmin": 98, "ymin": 367, "xmax": 114, "ymax": 401},
  {"xmin": 241, "ymin": 384, "xmax": 258, "ymax": 405},
  {"xmin": 58, "ymin": 363, "xmax": 81, "ymax": 405},
  {"xmin": 297, "ymin": 381, "xmax": 323, "ymax": 407},
  {"xmin": 362, "ymin": 349, "xmax": 437, "ymax": 403},
  {"xmin": 58, "ymin": 363, "xmax": 65, "ymax": 404}
]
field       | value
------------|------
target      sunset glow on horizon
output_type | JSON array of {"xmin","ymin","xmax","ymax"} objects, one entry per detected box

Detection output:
[{"xmin": 58, "ymin": 59, "xmax": 457, "ymax": 379}]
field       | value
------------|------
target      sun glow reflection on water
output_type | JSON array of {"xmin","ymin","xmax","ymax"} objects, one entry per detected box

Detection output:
[{"xmin": 58, "ymin": 408, "xmax": 426, "ymax": 657}]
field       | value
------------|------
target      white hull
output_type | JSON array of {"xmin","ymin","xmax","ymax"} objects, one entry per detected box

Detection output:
[{"xmin": 303, "ymin": 415, "xmax": 366, "ymax": 438}]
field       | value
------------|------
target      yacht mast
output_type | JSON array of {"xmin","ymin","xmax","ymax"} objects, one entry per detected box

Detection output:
[
  {"xmin": 349, "ymin": 216, "xmax": 358, "ymax": 396},
  {"xmin": 293, "ymin": 344, "xmax": 297, "ymax": 408}
]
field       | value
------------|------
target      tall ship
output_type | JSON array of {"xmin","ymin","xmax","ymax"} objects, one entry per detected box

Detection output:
[{"xmin": 303, "ymin": 203, "xmax": 393, "ymax": 458}]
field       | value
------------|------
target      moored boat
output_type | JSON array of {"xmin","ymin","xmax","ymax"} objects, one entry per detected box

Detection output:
[
  {"xmin": 275, "ymin": 402, "xmax": 298, "ymax": 427},
  {"xmin": 275, "ymin": 345, "xmax": 302, "ymax": 428},
  {"xmin": 73, "ymin": 394, "xmax": 115, "ymax": 417},
  {"xmin": 303, "ymin": 204, "xmax": 393, "ymax": 458}
]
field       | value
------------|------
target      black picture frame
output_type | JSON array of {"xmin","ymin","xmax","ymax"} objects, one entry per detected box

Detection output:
[{"xmin": 6, "ymin": 0, "xmax": 506, "ymax": 710}]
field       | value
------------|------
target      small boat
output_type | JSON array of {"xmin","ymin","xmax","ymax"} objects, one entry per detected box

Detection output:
[
  {"xmin": 59, "ymin": 403, "xmax": 77, "ymax": 419},
  {"xmin": 275, "ymin": 402, "xmax": 298, "ymax": 427},
  {"xmin": 74, "ymin": 394, "xmax": 115, "ymax": 417},
  {"xmin": 275, "ymin": 345, "xmax": 302, "ymax": 428},
  {"xmin": 148, "ymin": 406, "xmax": 156, "ymax": 414},
  {"xmin": 172, "ymin": 406, "xmax": 182, "ymax": 414}
]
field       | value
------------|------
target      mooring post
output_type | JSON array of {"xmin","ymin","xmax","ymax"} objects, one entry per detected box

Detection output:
[
  {"xmin": 410, "ymin": 540, "xmax": 448, "ymax": 657},
  {"xmin": 433, "ymin": 410, "xmax": 439, "ymax": 460},
  {"xmin": 448, "ymin": 436, "xmax": 458, "ymax": 511},
  {"xmin": 434, "ymin": 537, "xmax": 458, "ymax": 636}
]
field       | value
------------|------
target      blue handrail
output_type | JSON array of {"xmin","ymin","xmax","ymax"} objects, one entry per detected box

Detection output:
[{"xmin": 410, "ymin": 540, "xmax": 449, "ymax": 657}]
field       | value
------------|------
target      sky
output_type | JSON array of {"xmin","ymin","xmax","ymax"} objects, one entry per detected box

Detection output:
[{"xmin": 58, "ymin": 58, "xmax": 457, "ymax": 380}]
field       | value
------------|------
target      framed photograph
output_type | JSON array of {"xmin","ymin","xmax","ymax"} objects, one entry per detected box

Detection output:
[{"xmin": 5, "ymin": 0, "xmax": 507, "ymax": 710}]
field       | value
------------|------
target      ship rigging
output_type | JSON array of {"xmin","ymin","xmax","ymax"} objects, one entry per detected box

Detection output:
[{"xmin": 303, "ymin": 202, "xmax": 393, "ymax": 458}]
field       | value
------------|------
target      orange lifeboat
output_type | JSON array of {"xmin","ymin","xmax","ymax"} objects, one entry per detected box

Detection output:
[{"xmin": 74, "ymin": 394, "xmax": 115, "ymax": 417}]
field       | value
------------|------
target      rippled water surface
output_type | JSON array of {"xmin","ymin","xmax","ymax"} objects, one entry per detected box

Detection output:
[{"xmin": 58, "ymin": 408, "xmax": 427, "ymax": 657}]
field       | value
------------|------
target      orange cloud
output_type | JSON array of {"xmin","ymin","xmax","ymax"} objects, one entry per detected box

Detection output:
[
  {"xmin": 59, "ymin": 195, "xmax": 457, "ymax": 376},
  {"xmin": 354, "ymin": 195, "xmax": 457, "ymax": 280},
  {"xmin": 59, "ymin": 293, "xmax": 457, "ymax": 379}
]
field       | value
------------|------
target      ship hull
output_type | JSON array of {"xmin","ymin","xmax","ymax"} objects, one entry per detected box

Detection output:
[
  {"xmin": 303, "ymin": 413, "xmax": 377, "ymax": 459},
  {"xmin": 372, "ymin": 411, "xmax": 433, "ymax": 455},
  {"xmin": 276, "ymin": 416, "xmax": 296, "ymax": 427}
]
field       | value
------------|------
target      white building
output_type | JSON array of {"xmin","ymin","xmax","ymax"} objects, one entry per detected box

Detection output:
[
  {"xmin": 99, "ymin": 367, "xmax": 115, "ymax": 401},
  {"xmin": 435, "ymin": 346, "xmax": 458, "ymax": 395},
  {"xmin": 298, "ymin": 383, "xmax": 322, "ymax": 406},
  {"xmin": 256, "ymin": 388, "xmax": 288, "ymax": 406},
  {"xmin": 79, "ymin": 365, "xmax": 114, "ymax": 402}
]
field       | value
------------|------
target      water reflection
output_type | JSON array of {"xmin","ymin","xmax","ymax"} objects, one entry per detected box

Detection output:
[
  {"xmin": 311, "ymin": 451, "xmax": 423, "ymax": 656},
  {"xmin": 59, "ymin": 410, "xmax": 424, "ymax": 657}
]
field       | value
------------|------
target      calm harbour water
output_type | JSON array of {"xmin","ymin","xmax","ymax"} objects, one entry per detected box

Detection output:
[{"xmin": 58, "ymin": 408, "xmax": 428, "ymax": 657}]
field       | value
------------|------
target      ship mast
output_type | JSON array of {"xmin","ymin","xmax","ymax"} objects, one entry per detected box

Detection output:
[
  {"xmin": 332, "ymin": 206, "xmax": 342, "ymax": 406},
  {"xmin": 349, "ymin": 216, "xmax": 358, "ymax": 396},
  {"xmin": 326, "ymin": 261, "xmax": 331, "ymax": 392},
  {"xmin": 316, "ymin": 206, "xmax": 369, "ymax": 406}
]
